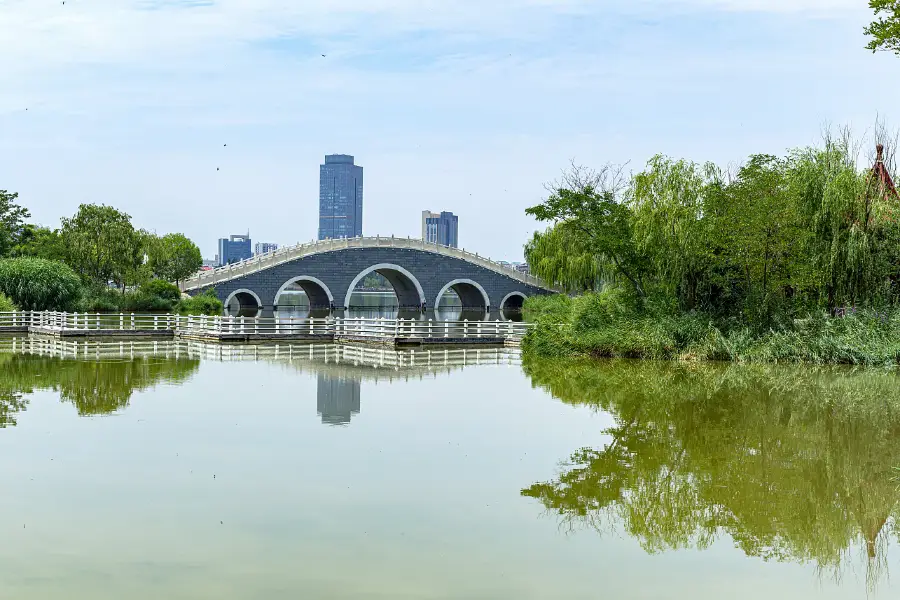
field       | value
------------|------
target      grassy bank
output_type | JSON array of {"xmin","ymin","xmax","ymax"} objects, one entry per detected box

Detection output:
[{"xmin": 522, "ymin": 289, "xmax": 900, "ymax": 365}]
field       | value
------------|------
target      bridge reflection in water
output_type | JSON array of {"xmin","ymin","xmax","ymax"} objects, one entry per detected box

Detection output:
[{"xmin": 0, "ymin": 336, "xmax": 521, "ymax": 427}]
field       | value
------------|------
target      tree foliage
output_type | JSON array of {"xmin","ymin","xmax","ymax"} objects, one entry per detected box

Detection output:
[
  {"xmin": 60, "ymin": 204, "xmax": 145, "ymax": 288},
  {"xmin": 865, "ymin": 1, "xmax": 900, "ymax": 54},
  {"xmin": 526, "ymin": 136, "xmax": 900, "ymax": 324},
  {"xmin": 0, "ymin": 190, "xmax": 30, "ymax": 258},
  {"xmin": 148, "ymin": 233, "xmax": 203, "ymax": 284}
]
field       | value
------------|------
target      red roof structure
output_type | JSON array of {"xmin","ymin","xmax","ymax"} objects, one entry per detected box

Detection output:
[{"xmin": 870, "ymin": 144, "xmax": 898, "ymax": 200}]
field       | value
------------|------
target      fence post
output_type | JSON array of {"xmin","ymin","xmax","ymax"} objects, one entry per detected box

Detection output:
[
  {"xmin": 154, "ymin": 315, "xmax": 158, "ymax": 331},
  {"xmin": 131, "ymin": 313, "xmax": 135, "ymax": 330},
  {"xmin": 464, "ymin": 319, "xmax": 469, "ymax": 338}
]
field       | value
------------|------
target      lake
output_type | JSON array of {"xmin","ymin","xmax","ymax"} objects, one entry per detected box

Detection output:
[{"xmin": 0, "ymin": 337, "xmax": 898, "ymax": 599}]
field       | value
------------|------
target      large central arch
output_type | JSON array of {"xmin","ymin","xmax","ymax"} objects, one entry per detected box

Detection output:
[
  {"xmin": 274, "ymin": 276, "xmax": 335, "ymax": 309},
  {"xmin": 435, "ymin": 279, "xmax": 490, "ymax": 312},
  {"xmin": 344, "ymin": 263, "xmax": 426, "ymax": 309}
]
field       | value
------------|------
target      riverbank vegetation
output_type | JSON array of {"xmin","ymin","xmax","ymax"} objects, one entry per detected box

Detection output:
[
  {"xmin": 523, "ymin": 131, "xmax": 900, "ymax": 364},
  {"xmin": 0, "ymin": 190, "xmax": 210, "ymax": 313}
]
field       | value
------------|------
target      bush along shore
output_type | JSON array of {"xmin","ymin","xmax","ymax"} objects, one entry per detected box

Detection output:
[
  {"xmin": 521, "ymin": 132, "xmax": 900, "ymax": 366},
  {"xmin": 522, "ymin": 291, "xmax": 900, "ymax": 365}
]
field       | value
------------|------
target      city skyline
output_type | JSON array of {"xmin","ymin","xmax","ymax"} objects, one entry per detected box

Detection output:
[{"xmin": 2, "ymin": 2, "xmax": 895, "ymax": 263}]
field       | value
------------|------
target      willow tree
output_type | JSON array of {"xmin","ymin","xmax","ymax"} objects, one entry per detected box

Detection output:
[
  {"xmin": 789, "ymin": 137, "xmax": 900, "ymax": 308},
  {"xmin": 525, "ymin": 223, "xmax": 604, "ymax": 293},
  {"xmin": 526, "ymin": 164, "xmax": 648, "ymax": 299},
  {"xmin": 630, "ymin": 155, "xmax": 718, "ymax": 309}
]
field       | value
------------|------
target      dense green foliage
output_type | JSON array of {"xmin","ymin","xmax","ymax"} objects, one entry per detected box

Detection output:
[
  {"xmin": 176, "ymin": 289, "xmax": 225, "ymax": 316},
  {"xmin": 60, "ymin": 204, "xmax": 146, "ymax": 289},
  {"xmin": 866, "ymin": 1, "xmax": 900, "ymax": 53},
  {"xmin": 524, "ymin": 137, "xmax": 900, "ymax": 363},
  {"xmin": 524, "ymin": 291, "xmax": 900, "ymax": 365},
  {"xmin": 0, "ymin": 190, "xmax": 30, "ymax": 257},
  {"xmin": 0, "ymin": 258, "xmax": 82, "ymax": 311},
  {"xmin": 0, "ymin": 188, "xmax": 207, "ymax": 312},
  {"xmin": 0, "ymin": 293, "xmax": 16, "ymax": 312},
  {"xmin": 522, "ymin": 358, "xmax": 900, "ymax": 579},
  {"xmin": 148, "ymin": 233, "xmax": 203, "ymax": 285}
]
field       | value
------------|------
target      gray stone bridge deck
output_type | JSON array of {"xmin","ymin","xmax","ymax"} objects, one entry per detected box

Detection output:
[{"xmin": 181, "ymin": 237, "xmax": 557, "ymax": 312}]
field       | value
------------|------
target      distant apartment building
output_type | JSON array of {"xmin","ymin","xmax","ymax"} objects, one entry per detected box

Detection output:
[
  {"xmin": 255, "ymin": 242, "xmax": 279, "ymax": 256},
  {"xmin": 319, "ymin": 154, "xmax": 364, "ymax": 240},
  {"xmin": 217, "ymin": 234, "xmax": 252, "ymax": 266},
  {"xmin": 421, "ymin": 210, "xmax": 459, "ymax": 248}
]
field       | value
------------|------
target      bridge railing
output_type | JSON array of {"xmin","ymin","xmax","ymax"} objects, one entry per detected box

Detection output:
[{"xmin": 181, "ymin": 236, "xmax": 554, "ymax": 292}]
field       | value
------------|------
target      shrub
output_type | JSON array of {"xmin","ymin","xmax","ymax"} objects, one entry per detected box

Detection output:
[
  {"xmin": 121, "ymin": 280, "xmax": 183, "ymax": 312},
  {"xmin": 0, "ymin": 293, "xmax": 17, "ymax": 312},
  {"xmin": 176, "ymin": 289, "xmax": 224, "ymax": 316},
  {"xmin": 77, "ymin": 286, "xmax": 124, "ymax": 312},
  {"xmin": 140, "ymin": 279, "xmax": 181, "ymax": 304},
  {"xmin": 0, "ymin": 258, "xmax": 82, "ymax": 311}
]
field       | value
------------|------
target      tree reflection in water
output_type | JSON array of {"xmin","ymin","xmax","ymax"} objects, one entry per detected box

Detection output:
[
  {"xmin": 0, "ymin": 352, "xmax": 200, "ymax": 421},
  {"xmin": 522, "ymin": 358, "xmax": 900, "ymax": 587}
]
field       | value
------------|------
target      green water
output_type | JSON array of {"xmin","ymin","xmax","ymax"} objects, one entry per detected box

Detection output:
[{"xmin": 0, "ymin": 337, "xmax": 898, "ymax": 599}]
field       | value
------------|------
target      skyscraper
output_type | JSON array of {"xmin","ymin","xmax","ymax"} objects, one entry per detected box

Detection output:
[
  {"xmin": 318, "ymin": 154, "xmax": 363, "ymax": 240},
  {"xmin": 217, "ymin": 234, "xmax": 252, "ymax": 266},
  {"xmin": 422, "ymin": 210, "xmax": 459, "ymax": 248}
]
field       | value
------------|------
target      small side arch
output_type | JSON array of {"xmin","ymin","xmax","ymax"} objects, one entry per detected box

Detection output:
[
  {"xmin": 224, "ymin": 288, "xmax": 263, "ymax": 310},
  {"xmin": 344, "ymin": 264, "xmax": 426, "ymax": 309},
  {"xmin": 500, "ymin": 292, "xmax": 527, "ymax": 311},
  {"xmin": 435, "ymin": 279, "xmax": 491, "ymax": 311},
  {"xmin": 274, "ymin": 276, "xmax": 335, "ymax": 309}
]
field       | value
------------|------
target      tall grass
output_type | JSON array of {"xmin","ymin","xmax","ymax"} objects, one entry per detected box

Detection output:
[
  {"xmin": 0, "ymin": 293, "xmax": 16, "ymax": 312},
  {"xmin": 0, "ymin": 258, "xmax": 81, "ymax": 311},
  {"xmin": 523, "ymin": 290, "xmax": 900, "ymax": 365}
]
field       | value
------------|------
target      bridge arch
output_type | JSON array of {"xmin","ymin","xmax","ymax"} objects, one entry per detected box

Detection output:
[
  {"xmin": 274, "ymin": 276, "xmax": 334, "ymax": 309},
  {"xmin": 344, "ymin": 263, "xmax": 426, "ymax": 309},
  {"xmin": 435, "ymin": 279, "xmax": 491, "ymax": 312},
  {"xmin": 500, "ymin": 291, "xmax": 527, "ymax": 311},
  {"xmin": 224, "ymin": 288, "xmax": 262, "ymax": 314}
]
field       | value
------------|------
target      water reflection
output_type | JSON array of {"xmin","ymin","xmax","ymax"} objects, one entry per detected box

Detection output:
[
  {"xmin": 0, "ymin": 336, "xmax": 520, "ymax": 427},
  {"xmin": 522, "ymin": 357, "xmax": 900, "ymax": 587},
  {"xmin": 0, "ymin": 339, "xmax": 200, "ymax": 421},
  {"xmin": 317, "ymin": 374, "xmax": 361, "ymax": 426}
]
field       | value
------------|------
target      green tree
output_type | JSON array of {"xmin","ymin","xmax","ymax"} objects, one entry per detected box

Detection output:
[
  {"xmin": 60, "ymin": 204, "xmax": 144, "ymax": 289},
  {"xmin": 148, "ymin": 233, "xmax": 203, "ymax": 285},
  {"xmin": 12, "ymin": 225, "xmax": 66, "ymax": 261},
  {"xmin": 526, "ymin": 165, "xmax": 649, "ymax": 299},
  {"xmin": 630, "ymin": 156, "xmax": 717, "ymax": 309},
  {"xmin": 865, "ymin": 1, "xmax": 900, "ymax": 53},
  {"xmin": 0, "ymin": 190, "xmax": 30, "ymax": 258},
  {"xmin": 525, "ymin": 224, "xmax": 604, "ymax": 293}
]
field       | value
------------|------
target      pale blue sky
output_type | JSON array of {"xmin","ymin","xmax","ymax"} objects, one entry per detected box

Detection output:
[{"xmin": 0, "ymin": 0, "xmax": 893, "ymax": 260}]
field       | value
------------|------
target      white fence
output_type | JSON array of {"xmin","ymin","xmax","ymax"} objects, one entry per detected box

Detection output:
[{"xmin": 0, "ymin": 312, "xmax": 532, "ymax": 341}]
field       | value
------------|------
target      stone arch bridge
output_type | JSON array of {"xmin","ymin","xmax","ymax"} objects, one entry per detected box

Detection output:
[{"xmin": 180, "ymin": 237, "xmax": 556, "ymax": 315}]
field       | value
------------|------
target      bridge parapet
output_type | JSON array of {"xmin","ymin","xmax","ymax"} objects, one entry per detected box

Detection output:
[{"xmin": 182, "ymin": 236, "xmax": 555, "ymax": 293}]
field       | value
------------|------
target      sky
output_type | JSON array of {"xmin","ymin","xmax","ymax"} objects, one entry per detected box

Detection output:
[{"xmin": 0, "ymin": 0, "xmax": 896, "ymax": 261}]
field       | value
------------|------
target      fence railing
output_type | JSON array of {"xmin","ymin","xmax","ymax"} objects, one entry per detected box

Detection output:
[
  {"xmin": 180, "ymin": 236, "xmax": 554, "ymax": 291},
  {"xmin": 0, "ymin": 312, "xmax": 533, "ymax": 341}
]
